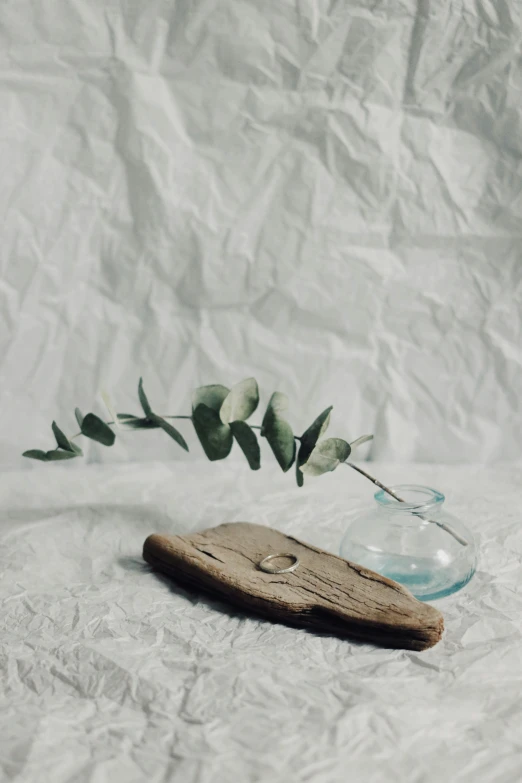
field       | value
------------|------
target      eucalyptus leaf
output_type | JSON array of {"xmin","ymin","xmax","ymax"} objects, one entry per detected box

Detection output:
[
  {"xmin": 101, "ymin": 390, "xmax": 119, "ymax": 428},
  {"xmin": 299, "ymin": 438, "xmax": 351, "ymax": 476},
  {"xmin": 262, "ymin": 416, "xmax": 296, "ymax": 472},
  {"xmin": 219, "ymin": 378, "xmax": 259, "ymax": 425},
  {"xmin": 230, "ymin": 421, "xmax": 260, "ymax": 470},
  {"xmin": 52, "ymin": 421, "xmax": 76, "ymax": 452},
  {"xmin": 296, "ymin": 406, "xmax": 333, "ymax": 487},
  {"xmin": 81, "ymin": 413, "xmax": 116, "ymax": 446},
  {"xmin": 117, "ymin": 414, "xmax": 161, "ymax": 430},
  {"xmin": 24, "ymin": 447, "xmax": 79, "ymax": 461},
  {"xmin": 192, "ymin": 384, "xmax": 229, "ymax": 413},
  {"xmin": 350, "ymin": 434, "xmax": 374, "ymax": 451},
  {"xmin": 260, "ymin": 392, "xmax": 295, "ymax": 471},
  {"xmin": 74, "ymin": 408, "xmax": 84, "ymax": 428},
  {"xmin": 23, "ymin": 449, "xmax": 50, "ymax": 461},
  {"xmin": 300, "ymin": 407, "xmax": 332, "ymax": 452},
  {"xmin": 260, "ymin": 392, "xmax": 288, "ymax": 435},
  {"xmin": 45, "ymin": 449, "xmax": 79, "ymax": 461},
  {"xmin": 151, "ymin": 415, "xmax": 188, "ymax": 451},
  {"xmin": 192, "ymin": 403, "xmax": 233, "ymax": 461},
  {"xmin": 138, "ymin": 377, "xmax": 153, "ymax": 417}
]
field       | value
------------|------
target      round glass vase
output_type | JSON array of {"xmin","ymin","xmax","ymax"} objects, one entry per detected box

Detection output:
[{"xmin": 339, "ymin": 485, "xmax": 477, "ymax": 601}]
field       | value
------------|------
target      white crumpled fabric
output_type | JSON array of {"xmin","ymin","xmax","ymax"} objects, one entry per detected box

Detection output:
[
  {"xmin": 2, "ymin": 2, "xmax": 522, "ymax": 780},
  {"xmin": 1, "ymin": 1, "xmax": 522, "ymax": 469},
  {"xmin": 2, "ymin": 460, "xmax": 522, "ymax": 782}
]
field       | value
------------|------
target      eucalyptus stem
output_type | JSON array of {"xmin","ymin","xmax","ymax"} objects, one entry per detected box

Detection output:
[
  {"xmin": 342, "ymin": 462, "xmax": 468, "ymax": 547},
  {"xmin": 70, "ymin": 413, "xmax": 192, "ymax": 440},
  {"xmin": 69, "ymin": 416, "xmax": 304, "ymax": 445},
  {"xmin": 344, "ymin": 462, "xmax": 403, "ymax": 501}
]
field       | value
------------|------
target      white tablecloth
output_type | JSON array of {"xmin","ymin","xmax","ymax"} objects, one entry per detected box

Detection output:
[{"xmin": 2, "ymin": 460, "xmax": 522, "ymax": 783}]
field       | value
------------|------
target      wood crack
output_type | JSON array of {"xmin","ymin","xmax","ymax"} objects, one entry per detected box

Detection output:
[{"xmin": 196, "ymin": 548, "xmax": 225, "ymax": 564}]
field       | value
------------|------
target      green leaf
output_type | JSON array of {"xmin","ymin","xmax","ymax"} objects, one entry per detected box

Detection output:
[
  {"xmin": 52, "ymin": 421, "xmax": 75, "ymax": 452},
  {"xmin": 260, "ymin": 392, "xmax": 288, "ymax": 435},
  {"xmin": 81, "ymin": 413, "xmax": 116, "ymax": 446},
  {"xmin": 51, "ymin": 421, "xmax": 82, "ymax": 455},
  {"xmin": 220, "ymin": 378, "xmax": 259, "ymax": 424},
  {"xmin": 299, "ymin": 438, "xmax": 351, "ymax": 476},
  {"xmin": 350, "ymin": 434, "xmax": 373, "ymax": 451},
  {"xmin": 151, "ymin": 415, "xmax": 189, "ymax": 451},
  {"xmin": 75, "ymin": 408, "xmax": 84, "ymax": 428},
  {"xmin": 138, "ymin": 377, "xmax": 153, "ymax": 417},
  {"xmin": 117, "ymin": 414, "xmax": 160, "ymax": 430},
  {"xmin": 300, "ymin": 407, "xmax": 333, "ymax": 454},
  {"xmin": 260, "ymin": 392, "xmax": 295, "ymax": 471},
  {"xmin": 192, "ymin": 384, "xmax": 229, "ymax": 413},
  {"xmin": 45, "ymin": 450, "xmax": 79, "ymax": 461},
  {"xmin": 23, "ymin": 449, "xmax": 50, "ymax": 461},
  {"xmin": 101, "ymin": 390, "xmax": 118, "ymax": 427},
  {"xmin": 230, "ymin": 421, "xmax": 260, "ymax": 470},
  {"xmin": 296, "ymin": 406, "xmax": 333, "ymax": 487},
  {"xmin": 264, "ymin": 418, "xmax": 296, "ymax": 471},
  {"xmin": 23, "ymin": 447, "xmax": 80, "ymax": 461},
  {"xmin": 192, "ymin": 403, "xmax": 233, "ymax": 461}
]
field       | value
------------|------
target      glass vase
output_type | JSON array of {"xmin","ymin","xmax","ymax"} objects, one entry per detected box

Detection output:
[{"xmin": 339, "ymin": 485, "xmax": 477, "ymax": 601}]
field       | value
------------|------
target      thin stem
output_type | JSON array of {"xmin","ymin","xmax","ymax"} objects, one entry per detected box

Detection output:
[
  {"xmin": 70, "ymin": 419, "xmax": 304, "ymax": 447},
  {"xmin": 71, "ymin": 415, "xmax": 302, "ymax": 441},
  {"xmin": 70, "ymin": 413, "xmax": 194, "ymax": 440},
  {"xmin": 345, "ymin": 462, "xmax": 404, "ymax": 501},
  {"xmin": 342, "ymin": 462, "xmax": 468, "ymax": 547},
  {"xmin": 248, "ymin": 425, "xmax": 302, "ymax": 440}
]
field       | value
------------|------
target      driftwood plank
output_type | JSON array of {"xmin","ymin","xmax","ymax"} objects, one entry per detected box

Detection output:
[{"xmin": 143, "ymin": 522, "xmax": 444, "ymax": 651}]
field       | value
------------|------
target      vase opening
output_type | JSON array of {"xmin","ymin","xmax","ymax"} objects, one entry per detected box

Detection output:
[{"xmin": 374, "ymin": 485, "xmax": 445, "ymax": 513}]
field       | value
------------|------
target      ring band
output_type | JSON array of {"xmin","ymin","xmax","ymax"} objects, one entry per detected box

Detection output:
[{"xmin": 258, "ymin": 553, "xmax": 300, "ymax": 574}]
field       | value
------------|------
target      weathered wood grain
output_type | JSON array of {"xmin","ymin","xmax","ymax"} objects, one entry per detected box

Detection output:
[{"xmin": 143, "ymin": 522, "xmax": 444, "ymax": 651}]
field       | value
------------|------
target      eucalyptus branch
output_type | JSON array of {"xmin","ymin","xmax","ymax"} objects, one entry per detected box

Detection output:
[{"xmin": 22, "ymin": 375, "xmax": 464, "ymax": 546}]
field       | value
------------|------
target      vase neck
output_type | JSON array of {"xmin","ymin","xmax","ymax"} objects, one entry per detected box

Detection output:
[{"xmin": 374, "ymin": 485, "xmax": 445, "ymax": 514}]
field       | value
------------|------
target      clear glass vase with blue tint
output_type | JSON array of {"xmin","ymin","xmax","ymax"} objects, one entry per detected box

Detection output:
[{"xmin": 339, "ymin": 485, "xmax": 477, "ymax": 601}]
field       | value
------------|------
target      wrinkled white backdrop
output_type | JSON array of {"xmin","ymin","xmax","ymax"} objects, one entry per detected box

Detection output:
[{"xmin": 2, "ymin": 0, "xmax": 522, "ymax": 470}]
